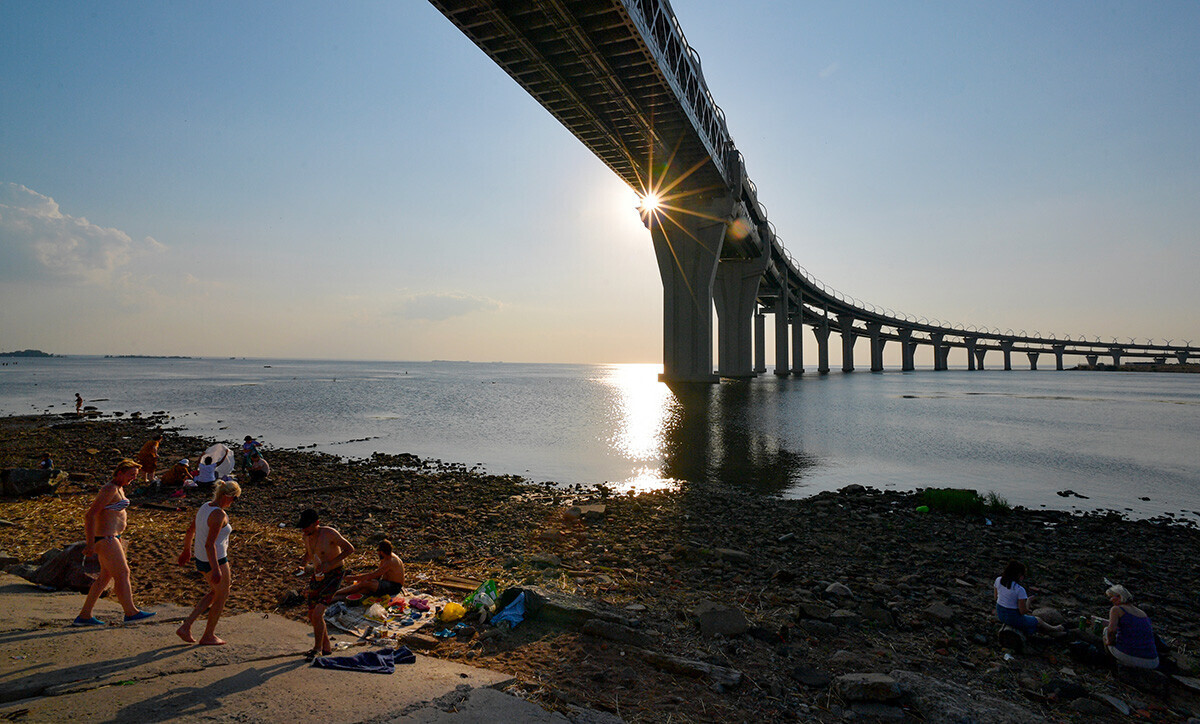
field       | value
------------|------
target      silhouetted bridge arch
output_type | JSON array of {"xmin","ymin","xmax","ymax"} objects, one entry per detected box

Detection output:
[{"xmin": 430, "ymin": 0, "xmax": 1194, "ymax": 381}]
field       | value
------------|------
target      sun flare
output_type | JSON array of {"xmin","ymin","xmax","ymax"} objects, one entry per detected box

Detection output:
[{"xmin": 638, "ymin": 192, "xmax": 662, "ymax": 214}]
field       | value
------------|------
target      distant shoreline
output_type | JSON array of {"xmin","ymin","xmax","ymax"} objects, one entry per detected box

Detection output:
[{"xmin": 1076, "ymin": 363, "xmax": 1200, "ymax": 373}]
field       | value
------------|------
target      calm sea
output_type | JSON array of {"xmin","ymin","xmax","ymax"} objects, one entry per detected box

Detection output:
[{"xmin": 2, "ymin": 357, "xmax": 1198, "ymax": 520}]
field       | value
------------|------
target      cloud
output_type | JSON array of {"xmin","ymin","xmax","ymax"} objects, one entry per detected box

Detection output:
[
  {"xmin": 0, "ymin": 182, "xmax": 162, "ymax": 283},
  {"xmin": 396, "ymin": 291, "xmax": 502, "ymax": 321},
  {"xmin": 819, "ymin": 62, "xmax": 840, "ymax": 79}
]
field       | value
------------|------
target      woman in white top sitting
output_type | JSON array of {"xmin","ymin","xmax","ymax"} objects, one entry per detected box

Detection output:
[
  {"xmin": 176, "ymin": 480, "xmax": 241, "ymax": 645},
  {"xmin": 994, "ymin": 560, "xmax": 1065, "ymax": 636}
]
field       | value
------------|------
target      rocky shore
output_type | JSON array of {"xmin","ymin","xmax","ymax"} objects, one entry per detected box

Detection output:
[{"xmin": 3, "ymin": 413, "xmax": 1200, "ymax": 722}]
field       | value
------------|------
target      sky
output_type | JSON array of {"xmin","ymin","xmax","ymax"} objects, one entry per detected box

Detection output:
[{"xmin": 2, "ymin": 1, "xmax": 1198, "ymax": 364}]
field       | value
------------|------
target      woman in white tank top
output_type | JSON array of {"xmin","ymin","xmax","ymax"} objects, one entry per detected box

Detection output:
[{"xmin": 177, "ymin": 481, "xmax": 241, "ymax": 645}]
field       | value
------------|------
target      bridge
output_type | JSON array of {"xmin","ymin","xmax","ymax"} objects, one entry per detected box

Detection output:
[{"xmin": 428, "ymin": 0, "xmax": 1195, "ymax": 382}]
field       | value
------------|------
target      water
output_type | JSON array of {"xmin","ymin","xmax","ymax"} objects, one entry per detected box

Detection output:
[{"xmin": 2, "ymin": 356, "xmax": 1198, "ymax": 520}]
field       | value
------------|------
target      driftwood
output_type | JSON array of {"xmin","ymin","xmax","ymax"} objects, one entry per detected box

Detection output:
[
  {"xmin": 431, "ymin": 575, "xmax": 482, "ymax": 593},
  {"xmin": 140, "ymin": 502, "xmax": 185, "ymax": 512},
  {"xmin": 641, "ymin": 650, "xmax": 742, "ymax": 687},
  {"xmin": 290, "ymin": 484, "xmax": 352, "ymax": 495}
]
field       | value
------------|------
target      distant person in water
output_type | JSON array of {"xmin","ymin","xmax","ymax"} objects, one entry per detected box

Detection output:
[
  {"xmin": 993, "ymin": 560, "xmax": 1065, "ymax": 636},
  {"xmin": 75, "ymin": 393, "xmax": 83, "ymax": 413},
  {"xmin": 335, "ymin": 539, "xmax": 406, "ymax": 600},
  {"xmin": 177, "ymin": 480, "xmax": 241, "ymax": 645},
  {"xmin": 298, "ymin": 509, "xmax": 354, "ymax": 659},
  {"xmin": 74, "ymin": 459, "xmax": 155, "ymax": 625},
  {"xmin": 136, "ymin": 432, "xmax": 164, "ymax": 485},
  {"xmin": 39, "ymin": 452, "xmax": 53, "ymax": 470},
  {"xmin": 248, "ymin": 452, "xmax": 270, "ymax": 484}
]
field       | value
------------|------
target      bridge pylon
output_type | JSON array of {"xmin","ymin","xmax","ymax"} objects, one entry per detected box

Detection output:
[{"xmin": 645, "ymin": 195, "xmax": 735, "ymax": 384}]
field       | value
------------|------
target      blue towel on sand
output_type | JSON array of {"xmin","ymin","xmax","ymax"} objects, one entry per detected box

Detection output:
[{"xmin": 312, "ymin": 646, "xmax": 415, "ymax": 673}]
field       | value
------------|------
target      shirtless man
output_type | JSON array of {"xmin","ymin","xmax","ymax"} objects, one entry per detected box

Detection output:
[
  {"xmin": 335, "ymin": 539, "xmax": 406, "ymax": 600},
  {"xmin": 297, "ymin": 509, "xmax": 354, "ymax": 658},
  {"xmin": 75, "ymin": 459, "xmax": 155, "ymax": 625}
]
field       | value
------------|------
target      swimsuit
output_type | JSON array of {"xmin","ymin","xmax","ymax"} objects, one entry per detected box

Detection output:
[
  {"xmin": 195, "ymin": 558, "xmax": 229, "ymax": 573},
  {"xmin": 104, "ymin": 498, "xmax": 130, "ymax": 511},
  {"xmin": 307, "ymin": 567, "xmax": 345, "ymax": 609},
  {"xmin": 377, "ymin": 579, "xmax": 404, "ymax": 597}
]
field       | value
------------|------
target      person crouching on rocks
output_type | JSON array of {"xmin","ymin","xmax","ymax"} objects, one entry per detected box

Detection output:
[
  {"xmin": 176, "ymin": 480, "xmax": 241, "ymax": 646},
  {"xmin": 1103, "ymin": 584, "xmax": 1159, "ymax": 669},
  {"xmin": 994, "ymin": 560, "xmax": 1064, "ymax": 636}
]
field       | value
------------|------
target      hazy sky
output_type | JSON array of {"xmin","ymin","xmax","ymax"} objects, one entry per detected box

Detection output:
[{"xmin": 2, "ymin": 1, "xmax": 1198, "ymax": 363}]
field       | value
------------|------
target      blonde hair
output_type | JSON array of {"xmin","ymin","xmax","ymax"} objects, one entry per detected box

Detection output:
[
  {"xmin": 1106, "ymin": 584, "xmax": 1132, "ymax": 603},
  {"xmin": 114, "ymin": 458, "xmax": 141, "ymax": 473},
  {"xmin": 213, "ymin": 480, "xmax": 242, "ymax": 503}
]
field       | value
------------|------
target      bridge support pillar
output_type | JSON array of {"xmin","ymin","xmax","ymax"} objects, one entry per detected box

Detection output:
[
  {"xmin": 1086, "ymin": 354, "xmax": 1099, "ymax": 367},
  {"xmin": 838, "ymin": 316, "xmax": 857, "ymax": 372},
  {"xmin": 974, "ymin": 347, "xmax": 987, "ymax": 370},
  {"xmin": 648, "ymin": 196, "xmax": 732, "ymax": 383},
  {"xmin": 1177, "ymin": 351, "xmax": 1190, "ymax": 365},
  {"xmin": 713, "ymin": 258, "xmax": 765, "ymax": 378},
  {"xmin": 866, "ymin": 322, "xmax": 884, "ymax": 372},
  {"xmin": 813, "ymin": 320, "xmax": 831, "ymax": 374},
  {"xmin": 1001, "ymin": 341, "xmax": 1014, "ymax": 371},
  {"xmin": 964, "ymin": 337, "xmax": 978, "ymax": 371},
  {"xmin": 1027, "ymin": 352, "xmax": 1040, "ymax": 371},
  {"xmin": 897, "ymin": 328, "xmax": 916, "ymax": 371},
  {"xmin": 1109, "ymin": 347, "xmax": 1124, "ymax": 367},
  {"xmin": 930, "ymin": 333, "xmax": 948, "ymax": 371},
  {"xmin": 1053, "ymin": 344, "xmax": 1066, "ymax": 371},
  {"xmin": 774, "ymin": 294, "xmax": 789, "ymax": 376},
  {"xmin": 790, "ymin": 304, "xmax": 804, "ymax": 375},
  {"xmin": 753, "ymin": 313, "xmax": 767, "ymax": 374}
]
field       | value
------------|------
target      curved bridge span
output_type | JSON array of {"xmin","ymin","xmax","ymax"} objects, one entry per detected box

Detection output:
[{"xmin": 429, "ymin": 0, "xmax": 1194, "ymax": 381}]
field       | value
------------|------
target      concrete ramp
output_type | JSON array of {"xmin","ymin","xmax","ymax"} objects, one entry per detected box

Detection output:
[{"xmin": 0, "ymin": 574, "xmax": 569, "ymax": 723}]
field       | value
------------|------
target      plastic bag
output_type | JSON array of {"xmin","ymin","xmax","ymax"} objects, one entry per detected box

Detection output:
[
  {"xmin": 364, "ymin": 603, "xmax": 388, "ymax": 623},
  {"xmin": 463, "ymin": 579, "xmax": 499, "ymax": 610},
  {"xmin": 439, "ymin": 601, "xmax": 466, "ymax": 623}
]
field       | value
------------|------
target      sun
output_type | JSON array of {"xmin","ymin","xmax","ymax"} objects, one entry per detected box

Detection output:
[{"xmin": 638, "ymin": 192, "xmax": 662, "ymax": 214}]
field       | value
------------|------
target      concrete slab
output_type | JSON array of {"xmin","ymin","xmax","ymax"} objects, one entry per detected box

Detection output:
[{"xmin": 0, "ymin": 573, "xmax": 580, "ymax": 723}]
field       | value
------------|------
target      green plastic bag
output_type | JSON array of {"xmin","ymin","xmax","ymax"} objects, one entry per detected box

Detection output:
[{"xmin": 463, "ymin": 579, "xmax": 499, "ymax": 610}]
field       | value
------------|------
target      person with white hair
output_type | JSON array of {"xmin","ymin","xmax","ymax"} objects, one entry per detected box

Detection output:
[{"xmin": 1104, "ymin": 584, "xmax": 1159, "ymax": 669}]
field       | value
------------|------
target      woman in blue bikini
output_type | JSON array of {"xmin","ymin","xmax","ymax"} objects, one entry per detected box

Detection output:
[{"xmin": 74, "ymin": 459, "xmax": 155, "ymax": 625}]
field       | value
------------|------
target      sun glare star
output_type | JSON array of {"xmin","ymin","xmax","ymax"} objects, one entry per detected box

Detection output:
[{"xmin": 639, "ymin": 192, "xmax": 662, "ymax": 214}]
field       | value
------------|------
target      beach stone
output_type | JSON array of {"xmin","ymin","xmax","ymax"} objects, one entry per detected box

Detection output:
[
  {"xmin": 1, "ymin": 468, "xmax": 64, "ymax": 498},
  {"xmin": 796, "ymin": 600, "xmax": 834, "ymax": 620},
  {"xmin": 29, "ymin": 542, "xmax": 95, "ymax": 592},
  {"xmin": 997, "ymin": 625, "xmax": 1026, "ymax": 652},
  {"xmin": 694, "ymin": 600, "xmax": 749, "ymax": 638},
  {"xmin": 829, "ymin": 650, "xmax": 871, "ymax": 668},
  {"xmin": 528, "ymin": 553, "xmax": 562, "ymax": 569},
  {"xmin": 825, "ymin": 582, "xmax": 853, "ymax": 598},
  {"xmin": 790, "ymin": 665, "xmax": 831, "ymax": 688},
  {"xmin": 891, "ymin": 670, "xmax": 1048, "ymax": 723},
  {"xmin": 850, "ymin": 702, "xmax": 906, "ymax": 720},
  {"xmin": 581, "ymin": 619, "xmax": 652, "ymax": 647},
  {"xmin": 859, "ymin": 604, "xmax": 894, "ymax": 628},
  {"xmin": 924, "ymin": 603, "xmax": 955, "ymax": 623},
  {"xmin": 829, "ymin": 609, "xmax": 860, "ymax": 626},
  {"xmin": 797, "ymin": 619, "xmax": 838, "ymax": 639},
  {"xmin": 833, "ymin": 673, "xmax": 901, "ymax": 702},
  {"xmin": 715, "ymin": 548, "xmax": 752, "ymax": 565},
  {"xmin": 1068, "ymin": 698, "xmax": 1109, "ymax": 716},
  {"xmin": 1031, "ymin": 607, "xmax": 1065, "ymax": 627},
  {"xmin": 1093, "ymin": 693, "xmax": 1130, "ymax": 715}
]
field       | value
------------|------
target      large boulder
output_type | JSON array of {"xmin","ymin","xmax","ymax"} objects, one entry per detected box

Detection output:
[
  {"xmin": 694, "ymin": 600, "xmax": 749, "ymax": 638},
  {"xmin": 891, "ymin": 670, "xmax": 1048, "ymax": 723},
  {"xmin": 1, "ymin": 468, "xmax": 66, "ymax": 497},
  {"xmin": 29, "ymin": 542, "xmax": 97, "ymax": 592}
]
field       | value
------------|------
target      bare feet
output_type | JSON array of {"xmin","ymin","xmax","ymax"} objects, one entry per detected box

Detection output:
[
  {"xmin": 176, "ymin": 624, "xmax": 196, "ymax": 643},
  {"xmin": 198, "ymin": 635, "xmax": 226, "ymax": 646}
]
